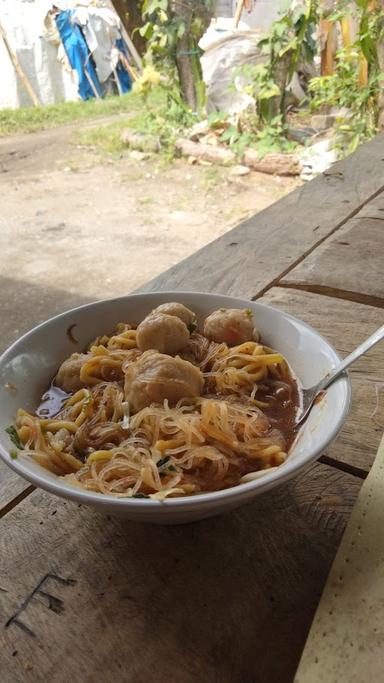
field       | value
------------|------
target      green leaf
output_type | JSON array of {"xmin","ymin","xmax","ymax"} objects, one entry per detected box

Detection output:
[
  {"xmin": 159, "ymin": 33, "xmax": 168, "ymax": 48},
  {"xmin": 139, "ymin": 22, "xmax": 153, "ymax": 39},
  {"xmin": 9, "ymin": 449, "xmax": 18, "ymax": 460},
  {"xmin": 220, "ymin": 126, "xmax": 238, "ymax": 142},
  {"xmin": 273, "ymin": 22, "xmax": 286, "ymax": 38},
  {"xmin": 132, "ymin": 492, "xmax": 150, "ymax": 499},
  {"xmin": 177, "ymin": 22, "xmax": 186, "ymax": 39},
  {"xmin": 5, "ymin": 425, "xmax": 23, "ymax": 450},
  {"xmin": 258, "ymin": 83, "xmax": 281, "ymax": 100},
  {"xmin": 292, "ymin": 6, "xmax": 306, "ymax": 24}
]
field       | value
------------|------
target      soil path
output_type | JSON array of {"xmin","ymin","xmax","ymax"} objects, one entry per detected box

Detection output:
[{"xmin": 0, "ymin": 118, "xmax": 300, "ymax": 350}]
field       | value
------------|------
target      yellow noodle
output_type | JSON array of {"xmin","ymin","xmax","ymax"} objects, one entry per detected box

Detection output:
[{"xmin": 13, "ymin": 316, "xmax": 296, "ymax": 498}]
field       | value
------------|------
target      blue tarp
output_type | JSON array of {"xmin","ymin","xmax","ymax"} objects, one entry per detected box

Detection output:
[
  {"xmin": 55, "ymin": 10, "xmax": 102, "ymax": 100},
  {"xmin": 115, "ymin": 38, "xmax": 132, "ymax": 94}
]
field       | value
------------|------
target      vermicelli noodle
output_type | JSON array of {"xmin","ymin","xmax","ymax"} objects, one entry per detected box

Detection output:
[{"xmin": 12, "ymin": 304, "xmax": 299, "ymax": 498}]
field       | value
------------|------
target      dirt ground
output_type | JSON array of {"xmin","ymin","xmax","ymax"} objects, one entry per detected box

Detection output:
[{"xmin": 0, "ymin": 117, "xmax": 300, "ymax": 351}]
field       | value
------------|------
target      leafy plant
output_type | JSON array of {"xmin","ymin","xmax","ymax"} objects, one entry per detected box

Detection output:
[
  {"xmin": 139, "ymin": 0, "xmax": 212, "ymax": 111},
  {"xmin": 227, "ymin": 1, "xmax": 318, "ymax": 156},
  {"xmin": 309, "ymin": 1, "xmax": 384, "ymax": 154},
  {"xmin": 247, "ymin": 1, "xmax": 318, "ymax": 122}
]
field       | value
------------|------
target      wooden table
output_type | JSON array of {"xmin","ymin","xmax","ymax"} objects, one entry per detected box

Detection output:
[{"xmin": 1, "ymin": 135, "xmax": 384, "ymax": 682}]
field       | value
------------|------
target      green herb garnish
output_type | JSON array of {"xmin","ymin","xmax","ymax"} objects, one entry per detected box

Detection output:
[
  {"xmin": 157, "ymin": 456, "xmax": 171, "ymax": 468},
  {"xmin": 168, "ymin": 465, "xmax": 176, "ymax": 472},
  {"xmin": 83, "ymin": 394, "xmax": 93, "ymax": 408},
  {"xmin": 9, "ymin": 449, "xmax": 18, "ymax": 460},
  {"xmin": 5, "ymin": 426, "xmax": 23, "ymax": 450},
  {"xmin": 132, "ymin": 493, "xmax": 150, "ymax": 499},
  {"xmin": 188, "ymin": 321, "xmax": 198, "ymax": 333},
  {"xmin": 246, "ymin": 308, "xmax": 253, "ymax": 318}
]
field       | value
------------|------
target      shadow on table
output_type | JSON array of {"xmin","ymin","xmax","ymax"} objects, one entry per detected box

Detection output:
[
  {"xmin": 0, "ymin": 274, "xmax": 95, "ymax": 353},
  {"xmin": 2, "ymin": 464, "xmax": 359, "ymax": 683}
]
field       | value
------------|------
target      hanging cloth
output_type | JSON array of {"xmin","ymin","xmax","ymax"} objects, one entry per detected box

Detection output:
[
  {"xmin": 55, "ymin": 10, "xmax": 102, "ymax": 100},
  {"xmin": 72, "ymin": 7, "xmax": 131, "ymax": 92}
]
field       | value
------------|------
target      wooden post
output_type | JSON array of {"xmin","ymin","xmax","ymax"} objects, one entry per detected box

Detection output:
[
  {"xmin": 118, "ymin": 51, "xmax": 138, "ymax": 82},
  {"xmin": 84, "ymin": 62, "xmax": 101, "ymax": 99},
  {"xmin": 105, "ymin": 0, "xmax": 143, "ymax": 72},
  {"xmin": 234, "ymin": 0, "xmax": 245, "ymax": 28},
  {"xmin": 113, "ymin": 67, "xmax": 123, "ymax": 96},
  {"xmin": 0, "ymin": 20, "xmax": 40, "ymax": 106},
  {"xmin": 320, "ymin": 19, "xmax": 337, "ymax": 76}
]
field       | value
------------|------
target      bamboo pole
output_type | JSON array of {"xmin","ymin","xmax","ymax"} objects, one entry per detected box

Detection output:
[
  {"xmin": 118, "ymin": 51, "xmax": 138, "ymax": 82},
  {"xmin": 320, "ymin": 19, "xmax": 337, "ymax": 76},
  {"xmin": 84, "ymin": 63, "xmax": 101, "ymax": 99},
  {"xmin": 113, "ymin": 67, "xmax": 123, "ymax": 95},
  {"xmin": 105, "ymin": 0, "xmax": 143, "ymax": 72},
  {"xmin": 234, "ymin": 0, "xmax": 245, "ymax": 28},
  {"xmin": 0, "ymin": 20, "xmax": 40, "ymax": 106}
]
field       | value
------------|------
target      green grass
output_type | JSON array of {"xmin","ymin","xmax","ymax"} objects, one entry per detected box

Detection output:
[
  {"xmin": 73, "ymin": 89, "xmax": 168, "ymax": 155},
  {"xmin": 0, "ymin": 92, "xmax": 142, "ymax": 137},
  {"xmin": 74, "ymin": 118, "xmax": 133, "ymax": 154},
  {"xmin": 201, "ymin": 167, "xmax": 223, "ymax": 191}
]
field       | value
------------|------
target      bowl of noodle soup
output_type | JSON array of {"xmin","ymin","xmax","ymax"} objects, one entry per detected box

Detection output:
[{"xmin": 0, "ymin": 292, "xmax": 350, "ymax": 524}]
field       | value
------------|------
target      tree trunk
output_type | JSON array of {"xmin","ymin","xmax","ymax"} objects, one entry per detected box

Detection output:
[
  {"xmin": 173, "ymin": 1, "xmax": 213, "ymax": 111},
  {"xmin": 174, "ymin": 2, "xmax": 198, "ymax": 110}
]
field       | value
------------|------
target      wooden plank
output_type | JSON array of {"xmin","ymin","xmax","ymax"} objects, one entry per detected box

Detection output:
[
  {"xmin": 281, "ymin": 191, "xmax": 384, "ymax": 307},
  {"xmin": 259, "ymin": 289, "xmax": 384, "ymax": 473},
  {"xmin": 295, "ymin": 435, "xmax": 384, "ymax": 683},
  {"xmin": 0, "ymin": 463, "xmax": 361, "ymax": 683},
  {"xmin": 0, "ymin": 465, "xmax": 33, "ymax": 516},
  {"xmin": 138, "ymin": 134, "xmax": 384, "ymax": 299}
]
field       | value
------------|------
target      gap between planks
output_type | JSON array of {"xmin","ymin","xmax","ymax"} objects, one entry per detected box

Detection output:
[
  {"xmin": 319, "ymin": 455, "xmax": 368, "ymax": 480},
  {"xmin": 0, "ymin": 485, "xmax": 34, "ymax": 520},
  {"xmin": 251, "ymin": 182, "xmax": 384, "ymax": 304},
  {"xmin": 276, "ymin": 283, "xmax": 384, "ymax": 310}
]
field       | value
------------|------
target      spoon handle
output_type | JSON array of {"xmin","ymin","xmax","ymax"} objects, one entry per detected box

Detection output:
[{"xmin": 318, "ymin": 323, "xmax": 384, "ymax": 393}]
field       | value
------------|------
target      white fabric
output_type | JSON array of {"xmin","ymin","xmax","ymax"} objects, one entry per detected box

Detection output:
[
  {"xmin": 199, "ymin": 24, "xmax": 264, "ymax": 115},
  {"xmin": 0, "ymin": 0, "xmax": 79, "ymax": 109},
  {"xmin": 0, "ymin": 0, "xmax": 124, "ymax": 109},
  {"xmin": 230, "ymin": 0, "xmax": 291, "ymax": 30},
  {"xmin": 72, "ymin": 6, "xmax": 121, "ymax": 83}
]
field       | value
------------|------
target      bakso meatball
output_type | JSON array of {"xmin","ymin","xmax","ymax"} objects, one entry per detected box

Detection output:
[
  {"xmin": 151, "ymin": 302, "xmax": 196, "ymax": 329},
  {"xmin": 203, "ymin": 308, "xmax": 258, "ymax": 347},
  {"xmin": 55, "ymin": 353, "xmax": 88, "ymax": 393},
  {"xmin": 136, "ymin": 313, "xmax": 190, "ymax": 355},
  {"xmin": 124, "ymin": 350, "xmax": 203, "ymax": 413}
]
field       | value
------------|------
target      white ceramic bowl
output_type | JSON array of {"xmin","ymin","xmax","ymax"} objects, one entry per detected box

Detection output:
[{"xmin": 0, "ymin": 292, "xmax": 350, "ymax": 524}]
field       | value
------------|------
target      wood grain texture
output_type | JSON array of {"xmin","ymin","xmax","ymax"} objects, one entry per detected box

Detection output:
[
  {"xmin": 138, "ymin": 134, "xmax": 384, "ymax": 298},
  {"xmin": 260, "ymin": 289, "xmax": 384, "ymax": 473},
  {"xmin": 0, "ymin": 463, "xmax": 361, "ymax": 683},
  {"xmin": 281, "ymin": 192, "xmax": 384, "ymax": 306},
  {"xmin": 0, "ymin": 464, "xmax": 32, "ymax": 516},
  {"xmin": 295, "ymin": 436, "xmax": 384, "ymax": 683}
]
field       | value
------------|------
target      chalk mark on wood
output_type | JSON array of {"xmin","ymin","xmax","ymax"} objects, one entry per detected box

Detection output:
[{"xmin": 5, "ymin": 573, "xmax": 76, "ymax": 637}]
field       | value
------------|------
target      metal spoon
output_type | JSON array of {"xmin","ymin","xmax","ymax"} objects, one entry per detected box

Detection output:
[{"xmin": 297, "ymin": 323, "xmax": 384, "ymax": 426}]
